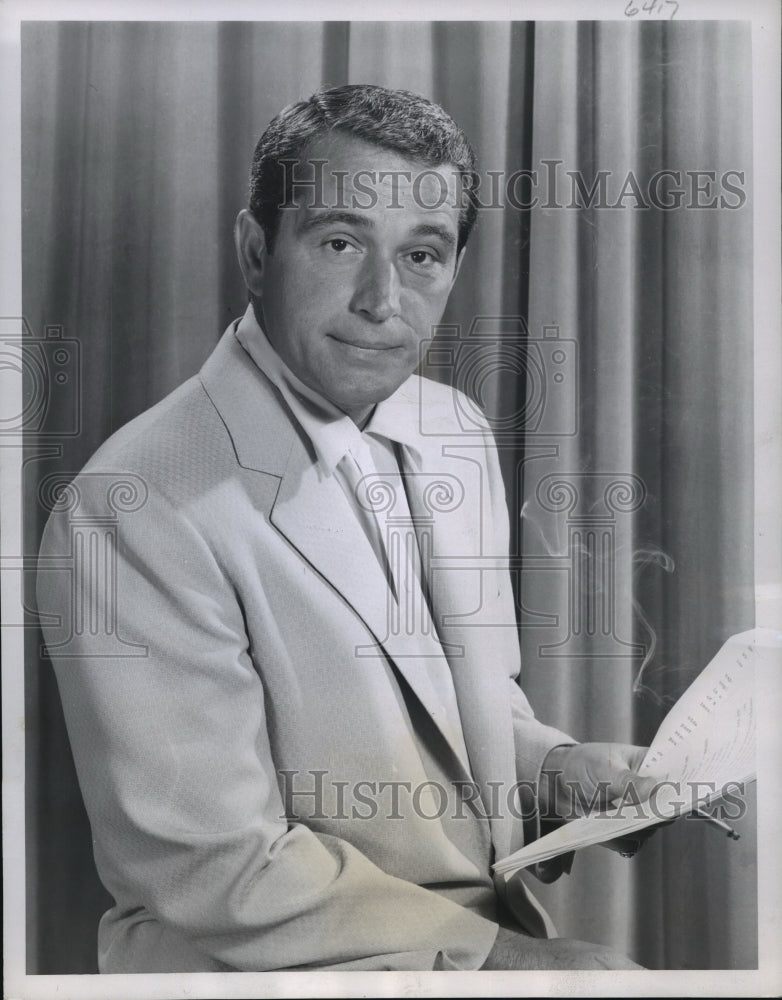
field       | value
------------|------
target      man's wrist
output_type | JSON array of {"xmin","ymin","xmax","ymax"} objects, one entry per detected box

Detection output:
[{"xmin": 542, "ymin": 744, "xmax": 574, "ymax": 775}]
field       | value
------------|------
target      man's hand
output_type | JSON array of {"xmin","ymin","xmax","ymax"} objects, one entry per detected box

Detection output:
[
  {"xmin": 541, "ymin": 742, "xmax": 657, "ymax": 820},
  {"xmin": 480, "ymin": 927, "xmax": 643, "ymax": 970}
]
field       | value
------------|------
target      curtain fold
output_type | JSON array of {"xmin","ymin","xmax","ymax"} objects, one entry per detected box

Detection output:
[
  {"xmin": 521, "ymin": 21, "xmax": 755, "ymax": 969},
  {"xmin": 22, "ymin": 19, "xmax": 755, "ymax": 973}
]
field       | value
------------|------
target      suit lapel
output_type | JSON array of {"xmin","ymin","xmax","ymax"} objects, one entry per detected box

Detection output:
[
  {"xmin": 270, "ymin": 428, "xmax": 393, "ymax": 647},
  {"xmin": 271, "ymin": 430, "xmax": 475, "ymax": 769},
  {"xmin": 201, "ymin": 326, "xmax": 390, "ymax": 628},
  {"xmin": 199, "ymin": 323, "xmax": 294, "ymax": 477}
]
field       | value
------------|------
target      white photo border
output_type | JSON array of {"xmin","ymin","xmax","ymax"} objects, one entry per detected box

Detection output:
[{"xmin": 2, "ymin": 1, "xmax": 780, "ymax": 997}]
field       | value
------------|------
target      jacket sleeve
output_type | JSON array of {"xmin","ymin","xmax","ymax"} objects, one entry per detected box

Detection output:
[{"xmin": 36, "ymin": 470, "xmax": 499, "ymax": 973}]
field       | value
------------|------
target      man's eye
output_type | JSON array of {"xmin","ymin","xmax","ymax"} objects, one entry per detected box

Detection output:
[
  {"xmin": 408, "ymin": 250, "xmax": 436, "ymax": 266},
  {"xmin": 327, "ymin": 238, "xmax": 356, "ymax": 253}
]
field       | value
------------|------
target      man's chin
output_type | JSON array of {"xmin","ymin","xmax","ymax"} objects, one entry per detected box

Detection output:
[{"xmin": 330, "ymin": 384, "xmax": 406, "ymax": 425}]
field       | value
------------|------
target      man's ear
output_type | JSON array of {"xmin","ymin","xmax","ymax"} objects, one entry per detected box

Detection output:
[{"xmin": 234, "ymin": 209, "xmax": 267, "ymax": 297}]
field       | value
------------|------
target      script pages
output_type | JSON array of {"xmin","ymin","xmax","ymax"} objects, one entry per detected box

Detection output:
[{"xmin": 493, "ymin": 629, "xmax": 763, "ymax": 877}]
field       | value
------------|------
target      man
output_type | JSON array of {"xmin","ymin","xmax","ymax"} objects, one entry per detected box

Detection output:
[{"xmin": 37, "ymin": 84, "xmax": 651, "ymax": 972}]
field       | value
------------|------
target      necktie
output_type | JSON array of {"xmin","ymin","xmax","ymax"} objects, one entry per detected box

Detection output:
[
  {"xmin": 338, "ymin": 447, "xmax": 397, "ymax": 601},
  {"xmin": 340, "ymin": 440, "xmax": 471, "ymax": 772}
]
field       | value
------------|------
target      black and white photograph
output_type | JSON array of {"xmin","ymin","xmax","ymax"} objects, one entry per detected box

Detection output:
[{"xmin": 2, "ymin": 1, "xmax": 780, "ymax": 997}]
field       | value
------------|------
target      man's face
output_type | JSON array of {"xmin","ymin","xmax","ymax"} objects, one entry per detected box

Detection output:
[{"xmin": 246, "ymin": 132, "xmax": 465, "ymax": 424}]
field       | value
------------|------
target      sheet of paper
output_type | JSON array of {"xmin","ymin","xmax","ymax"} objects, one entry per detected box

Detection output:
[
  {"xmin": 640, "ymin": 630, "xmax": 756, "ymax": 791},
  {"xmin": 494, "ymin": 628, "xmax": 771, "ymax": 877}
]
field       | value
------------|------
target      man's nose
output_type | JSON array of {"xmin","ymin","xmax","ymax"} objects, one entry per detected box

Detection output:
[{"xmin": 349, "ymin": 255, "xmax": 401, "ymax": 323}]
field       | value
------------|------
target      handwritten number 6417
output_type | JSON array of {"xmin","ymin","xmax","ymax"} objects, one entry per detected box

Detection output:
[{"xmin": 625, "ymin": 0, "xmax": 680, "ymax": 18}]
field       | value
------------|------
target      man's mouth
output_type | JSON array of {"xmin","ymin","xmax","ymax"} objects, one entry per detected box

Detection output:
[{"xmin": 329, "ymin": 334, "xmax": 403, "ymax": 352}]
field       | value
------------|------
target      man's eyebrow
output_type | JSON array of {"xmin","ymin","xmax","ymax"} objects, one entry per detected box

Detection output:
[
  {"xmin": 409, "ymin": 223, "xmax": 457, "ymax": 250},
  {"xmin": 298, "ymin": 210, "xmax": 374, "ymax": 233}
]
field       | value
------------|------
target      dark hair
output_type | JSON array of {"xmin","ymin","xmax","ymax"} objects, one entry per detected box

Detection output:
[{"xmin": 248, "ymin": 84, "xmax": 478, "ymax": 254}]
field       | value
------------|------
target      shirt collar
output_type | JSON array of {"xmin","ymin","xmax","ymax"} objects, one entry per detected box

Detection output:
[
  {"xmin": 234, "ymin": 304, "xmax": 422, "ymax": 474},
  {"xmin": 364, "ymin": 389, "xmax": 423, "ymax": 468}
]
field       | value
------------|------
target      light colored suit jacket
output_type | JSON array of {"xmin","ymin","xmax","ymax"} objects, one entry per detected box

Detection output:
[{"xmin": 36, "ymin": 323, "xmax": 574, "ymax": 973}]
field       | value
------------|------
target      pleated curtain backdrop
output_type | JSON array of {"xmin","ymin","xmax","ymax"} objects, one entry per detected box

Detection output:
[
  {"xmin": 22, "ymin": 20, "xmax": 755, "ymax": 973},
  {"xmin": 518, "ymin": 21, "xmax": 755, "ymax": 970}
]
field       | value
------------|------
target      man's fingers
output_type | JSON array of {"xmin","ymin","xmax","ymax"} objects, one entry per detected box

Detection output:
[
  {"xmin": 607, "ymin": 769, "xmax": 656, "ymax": 803},
  {"xmin": 627, "ymin": 746, "xmax": 648, "ymax": 772},
  {"xmin": 553, "ymin": 743, "xmax": 657, "ymax": 813}
]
